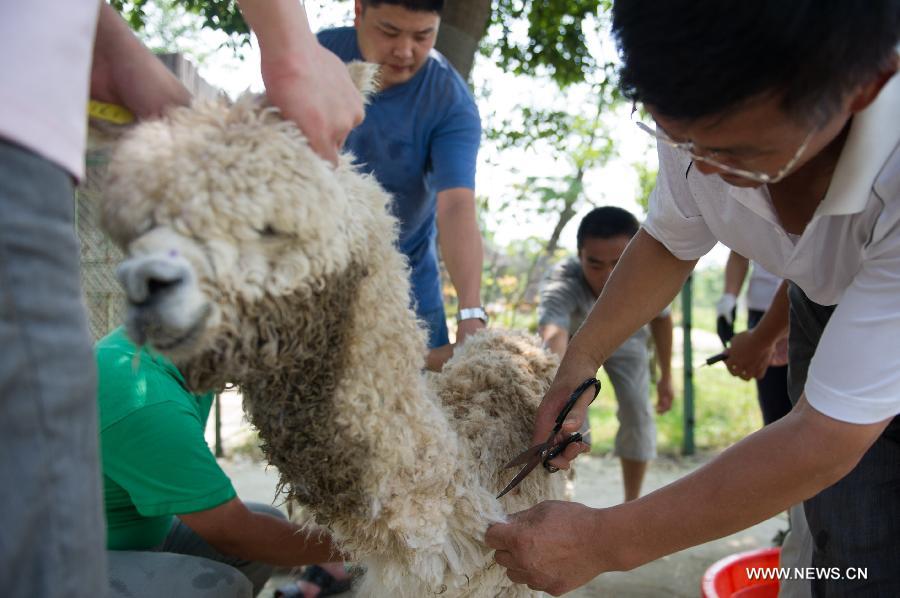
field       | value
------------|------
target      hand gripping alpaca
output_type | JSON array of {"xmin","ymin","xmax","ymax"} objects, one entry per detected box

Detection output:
[{"xmin": 497, "ymin": 377, "xmax": 601, "ymax": 498}]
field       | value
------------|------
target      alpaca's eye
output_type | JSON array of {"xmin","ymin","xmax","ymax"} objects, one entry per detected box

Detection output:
[
  {"xmin": 256, "ymin": 224, "xmax": 296, "ymax": 240},
  {"xmin": 258, "ymin": 224, "xmax": 278, "ymax": 237}
]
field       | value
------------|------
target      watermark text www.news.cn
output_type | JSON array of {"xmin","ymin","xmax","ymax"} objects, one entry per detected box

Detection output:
[{"xmin": 746, "ymin": 567, "xmax": 868, "ymax": 581}]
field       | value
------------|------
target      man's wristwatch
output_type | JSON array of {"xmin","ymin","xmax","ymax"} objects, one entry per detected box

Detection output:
[{"xmin": 456, "ymin": 306, "xmax": 488, "ymax": 324}]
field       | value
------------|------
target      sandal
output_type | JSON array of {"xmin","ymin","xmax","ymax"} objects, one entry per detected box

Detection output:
[{"xmin": 274, "ymin": 564, "xmax": 352, "ymax": 598}]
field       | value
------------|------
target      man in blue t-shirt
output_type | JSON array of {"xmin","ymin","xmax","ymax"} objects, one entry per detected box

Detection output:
[{"xmin": 318, "ymin": 0, "xmax": 485, "ymax": 371}]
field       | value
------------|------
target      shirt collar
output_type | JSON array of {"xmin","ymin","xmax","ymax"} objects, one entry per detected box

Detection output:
[{"xmin": 817, "ymin": 67, "xmax": 900, "ymax": 217}]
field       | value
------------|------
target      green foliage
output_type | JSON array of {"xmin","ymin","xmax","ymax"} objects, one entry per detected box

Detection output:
[
  {"xmin": 480, "ymin": 82, "xmax": 619, "ymax": 303},
  {"xmin": 480, "ymin": 0, "xmax": 623, "ymax": 272},
  {"xmin": 111, "ymin": 0, "xmax": 249, "ymax": 50},
  {"xmin": 487, "ymin": 88, "xmax": 615, "ymax": 158},
  {"xmin": 114, "ymin": 0, "xmax": 215, "ymax": 61},
  {"xmin": 486, "ymin": 0, "xmax": 613, "ymax": 88},
  {"xmin": 632, "ymin": 161, "xmax": 657, "ymax": 215},
  {"xmin": 588, "ymin": 354, "xmax": 762, "ymax": 456}
]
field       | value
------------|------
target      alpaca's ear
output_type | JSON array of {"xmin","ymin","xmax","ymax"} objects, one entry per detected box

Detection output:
[{"xmin": 347, "ymin": 61, "xmax": 381, "ymax": 102}]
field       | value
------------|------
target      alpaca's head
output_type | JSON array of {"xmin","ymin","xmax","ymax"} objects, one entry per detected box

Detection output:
[{"xmin": 103, "ymin": 64, "xmax": 384, "ymax": 389}]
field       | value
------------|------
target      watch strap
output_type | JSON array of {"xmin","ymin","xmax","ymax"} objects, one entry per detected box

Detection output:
[{"xmin": 457, "ymin": 306, "xmax": 488, "ymax": 323}]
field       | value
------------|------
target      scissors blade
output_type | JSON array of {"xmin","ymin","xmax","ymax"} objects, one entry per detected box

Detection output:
[
  {"xmin": 497, "ymin": 454, "xmax": 542, "ymax": 499},
  {"xmin": 501, "ymin": 442, "xmax": 548, "ymax": 470},
  {"xmin": 501, "ymin": 427, "xmax": 556, "ymax": 469}
]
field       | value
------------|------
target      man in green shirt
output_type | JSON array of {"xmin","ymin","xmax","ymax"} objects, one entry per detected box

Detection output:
[{"xmin": 97, "ymin": 327, "xmax": 341, "ymax": 597}]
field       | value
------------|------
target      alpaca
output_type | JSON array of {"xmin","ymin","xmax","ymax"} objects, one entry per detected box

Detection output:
[{"xmin": 101, "ymin": 66, "xmax": 569, "ymax": 597}]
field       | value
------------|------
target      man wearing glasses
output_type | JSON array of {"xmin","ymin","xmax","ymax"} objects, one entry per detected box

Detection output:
[{"xmin": 486, "ymin": 1, "xmax": 900, "ymax": 596}]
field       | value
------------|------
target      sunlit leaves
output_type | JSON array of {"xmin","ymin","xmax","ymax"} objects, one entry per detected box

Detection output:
[
  {"xmin": 110, "ymin": 0, "xmax": 250, "ymax": 51},
  {"xmin": 484, "ymin": 0, "xmax": 613, "ymax": 88}
]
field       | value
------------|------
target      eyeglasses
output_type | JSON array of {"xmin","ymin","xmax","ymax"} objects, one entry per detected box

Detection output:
[{"xmin": 633, "ymin": 116, "xmax": 814, "ymax": 184}]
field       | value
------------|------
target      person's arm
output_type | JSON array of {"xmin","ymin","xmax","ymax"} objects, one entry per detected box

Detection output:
[
  {"xmin": 723, "ymin": 251, "xmax": 749, "ymax": 296},
  {"xmin": 91, "ymin": 3, "xmax": 191, "ymax": 117},
  {"xmin": 486, "ymin": 396, "xmax": 890, "ymax": 595},
  {"xmin": 425, "ymin": 343, "xmax": 454, "ymax": 372},
  {"xmin": 536, "ymin": 263, "xmax": 581, "ymax": 359},
  {"xmin": 178, "ymin": 498, "xmax": 341, "ymax": 566},
  {"xmin": 539, "ymin": 323, "xmax": 569, "ymax": 358},
  {"xmin": 648, "ymin": 312, "xmax": 674, "ymax": 414},
  {"xmin": 235, "ymin": 0, "xmax": 364, "ymax": 165},
  {"xmin": 436, "ymin": 187, "xmax": 485, "ymax": 345},
  {"xmin": 724, "ymin": 280, "xmax": 790, "ymax": 380},
  {"xmin": 533, "ymin": 229, "xmax": 696, "ymax": 467},
  {"xmin": 99, "ymin": 384, "xmax": 339, "ymax": 568}
]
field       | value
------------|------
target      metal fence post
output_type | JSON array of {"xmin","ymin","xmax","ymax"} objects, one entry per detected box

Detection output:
[
  {"xmin": 682, "ymin": 275, "xmax": 695, "ymax": 456},
  {"xmin": 214, "ymin": 394, "xmax": 224, "ymax": 458}
]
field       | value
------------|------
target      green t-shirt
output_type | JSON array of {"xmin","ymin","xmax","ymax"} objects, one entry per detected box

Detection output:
[{"xmin": 97, "ymin": 327, "xmax": 236, "ymax": 550}]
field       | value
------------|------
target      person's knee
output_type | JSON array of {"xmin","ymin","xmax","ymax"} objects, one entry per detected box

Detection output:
[
  {"xmin": 615, "ymin": 441, "xmax": 656, "ymax": 463},
  {"xmin": 614, "ymin": 412, "xmax": 656, "ymax": 462},
  {"xmin": 107, "ymin": 550, "xmax": 253, "ymax": 598},
  {"xmin": 616, "ymin": 392, "xmax": 654, "ymax": 429}
]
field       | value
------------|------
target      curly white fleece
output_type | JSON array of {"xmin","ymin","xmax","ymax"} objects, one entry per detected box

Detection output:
[{"xmin": 102, "ymin": 63, "xmax": 567, "ymax": 598}]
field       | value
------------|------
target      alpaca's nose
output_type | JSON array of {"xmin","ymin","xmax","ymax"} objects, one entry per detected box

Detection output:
[{"xmin": 116, "ymin": 254, "xmax": 191, "ymax": 305}]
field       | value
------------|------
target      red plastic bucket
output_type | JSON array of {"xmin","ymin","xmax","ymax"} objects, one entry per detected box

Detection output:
[{"xmin": 701, "ymin": 547, "xmax": 781, "ymax": 598}]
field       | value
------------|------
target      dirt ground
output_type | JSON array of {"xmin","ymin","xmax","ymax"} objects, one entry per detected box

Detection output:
[{"xmin": 221, "ymin": 443, "xmax": 784, "ymax": 598}]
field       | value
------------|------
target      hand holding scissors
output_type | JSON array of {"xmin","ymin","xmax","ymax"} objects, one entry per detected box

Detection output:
[{"xmin": 497, "ymin": 377, "xmax": 601, "ymax": 498}]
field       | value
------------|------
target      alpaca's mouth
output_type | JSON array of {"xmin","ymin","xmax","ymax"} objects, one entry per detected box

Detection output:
[
  {"xmin": 153, "ymin": 304, "xmax": 212, "ymax": 351},
  {"xmin": 129, "ymin": 302, "xmax": 213, "ymax": 356}
]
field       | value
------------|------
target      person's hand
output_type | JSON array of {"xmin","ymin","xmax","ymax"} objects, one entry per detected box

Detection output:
[
  {"xmin": 531, "ymin": 356, "xmax": 598, "ymax": 470},
  {"xmin": 261, "ymin": 43, "xmax": 365, "ymax": 166},
  {"xmin": 486, "ymin": 500, "xmax": 611, "ymax": 596},
  {"xmin": 91, "ymin": 55, "xmax": 191, "ymax": 119},
  {"xmin": 770, "ymin": 336, "xmax": 789, "ymax": 367},
  {"xmin": 455, "ymin": 318, "xmax": 485, "ymax": 346},
  {"xmin": 715, "ymin": 293, "xmax": 737, "ymax": 347},
  {"xmin": 91, "ymin": 4, "xmax": 192, "ymax": 119},
  {"xmin": 724, "ymin": 329, "xmax": 774, "ymax": 380},
  {"xmin": 656, "ymin": 372, "xmax": 674, "ymax": 414},
  {"xmin": 425, "ymin": 343, "xmax": 454, "ymax": 372}
]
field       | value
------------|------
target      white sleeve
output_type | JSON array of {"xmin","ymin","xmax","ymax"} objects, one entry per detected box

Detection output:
[
  {"xmin": 805, "ymin": 210, "xmax": 900, "ymax": 424},
  {"xmin": 643, "ymin": 143, "xmax": 718, "ymax": 260}
]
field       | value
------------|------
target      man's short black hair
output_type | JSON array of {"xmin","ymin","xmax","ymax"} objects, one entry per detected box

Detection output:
[
  {"xmin": 361, "ymin": 0, "xmax": 444, "ymax": 13},
  {"xmin": 612, "ymin": 0, "xmax": 900, "ymax": 125},
  {"xmin": 577, "ymin": 207, "xmax": 640, "ymax": 250}
]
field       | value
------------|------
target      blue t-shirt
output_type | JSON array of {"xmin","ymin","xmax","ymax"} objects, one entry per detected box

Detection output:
[{"xmin": 318, "ymin": 27, "xmax": 481, "ymax": 313}]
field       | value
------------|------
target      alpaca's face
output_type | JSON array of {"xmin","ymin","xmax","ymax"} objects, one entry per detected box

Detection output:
[
  {"xmin": 113, "ymin": 218, "xmax": 335, "ymax": 360},
  {"xmin": 103, "ymin": 98, "xmax": 363, "ymax": 363}
]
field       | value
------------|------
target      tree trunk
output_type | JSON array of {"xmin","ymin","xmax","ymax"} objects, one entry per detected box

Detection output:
[
  {"xmin": 435, "ymin": 0, "xmax": 493, "ymax": 80},
  {"xmin": 513, "ymin": 181, "xmax": 581, "ymax": 309},
  {"xmin": 543, "ymin": 195, "xmax": 579, "ymax": 259}
]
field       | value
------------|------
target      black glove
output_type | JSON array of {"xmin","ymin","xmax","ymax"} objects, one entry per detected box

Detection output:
[{"xmin": 716, "ymin": 309, "xmax": 736, "ymax": 347}]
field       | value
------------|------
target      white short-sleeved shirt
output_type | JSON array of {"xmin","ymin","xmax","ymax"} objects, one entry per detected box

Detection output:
[
  {"xmin": 746, "ymin": 262, "xmax": 781, "ymax": 312},
  {"xmin": 644, "ymin": 72, "xmax": 900, "ymax": 424},
  {"xmin": 0, "ymin": 1, "xmax": 100, "ymax": 179}
]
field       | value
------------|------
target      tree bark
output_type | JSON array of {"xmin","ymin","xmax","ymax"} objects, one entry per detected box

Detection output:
[{"xmin": 435, "ymin": 0, "xmax": 493, "ymax": 80}]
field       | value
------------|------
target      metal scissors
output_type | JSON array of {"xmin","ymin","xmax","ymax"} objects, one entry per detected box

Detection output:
[{"xmin": 497, "ymin": 377, "xmax": 602, "ymax": 499}]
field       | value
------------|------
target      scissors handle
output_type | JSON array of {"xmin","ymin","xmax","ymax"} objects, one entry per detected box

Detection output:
[
  {"xmin": 543, "ymin": 432, "xmax": 583, "ymax": 467},
  {"xmin": 705, "ymin": 351, "xmax": 728, "ymax": 366},
  {"xmin": 554, "ymin": 377, "xmax": 601, "ymax": 430}
]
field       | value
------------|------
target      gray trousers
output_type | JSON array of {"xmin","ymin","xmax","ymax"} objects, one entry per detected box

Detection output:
[
  {"xmin": 605, "ymin": 340, "xmax": 656, "ymax": 462},
  {"xmin": 780, "ymin": 503, "xmax": 814, "ymax": 598},
  {"xmin": 787, "ymin": 283, "xmax": 900, "ymax": 596},
  {"xmin": 108, "ymin": 502, "xmax": 285, "ymax": 598},
  {"xmin": 0, "ymin": 141, "xmax": 106, "ymax": 597}
]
